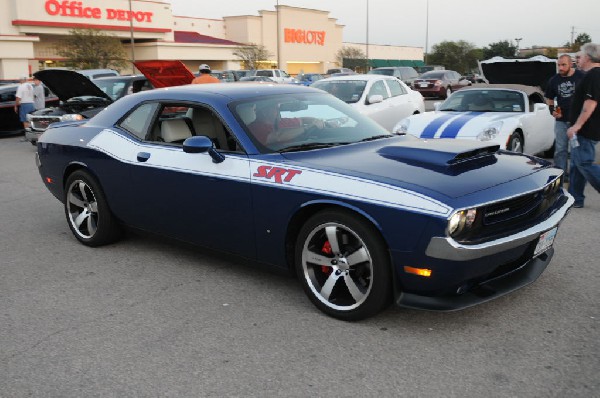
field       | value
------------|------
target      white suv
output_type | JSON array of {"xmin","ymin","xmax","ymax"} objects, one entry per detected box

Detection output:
[{"xmin": 254, "ymin": 69, "xmax": 295, "ymax": 84}]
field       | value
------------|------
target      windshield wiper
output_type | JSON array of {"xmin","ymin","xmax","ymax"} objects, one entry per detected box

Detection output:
[
  {"xmin": 278, "ymin": 142, "xmax": 346, "ymax": 153},
  {"xmin": 359, "ymin": 135, "xmax": 393, "ymax": 142}
]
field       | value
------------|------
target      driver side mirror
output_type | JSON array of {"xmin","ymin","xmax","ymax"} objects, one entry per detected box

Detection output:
[
  {"xmin": 183, "ymin": 135, "xmax": 225, "ymax": 163},
  {"xmin": 534, "ymin": 103, "xmax": 548, "ymax": 113},
  {"xmin": 367, "ymin": 94, "xmax": 384, "ymax": 104}
]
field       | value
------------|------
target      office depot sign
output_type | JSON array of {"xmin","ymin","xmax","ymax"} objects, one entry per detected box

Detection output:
[
  {"xmin": 284, "ymin": 28, "xmax": 326, "ymax": 46},
  {"xmin": 44, "ymin": 0, "xmax": 153, "ymax": 23}
]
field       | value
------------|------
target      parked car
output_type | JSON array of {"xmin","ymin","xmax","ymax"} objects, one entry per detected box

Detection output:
[
  {"xmin": 325, "ymin": 67, "xmax": 356, "ymax": 75},
  {"xmin": 0, "ymin": 83, "xmax": 58, "ymax": 136},
  {"xmin": 35, "ymin": 83, "xmax": 573, "ymax": 320},
  {"xmin": 415, "ymin": 65, "xmax": 445, "ymax": 74},
  {"xmin": 25, "ymin": 69, "xmax": 114, "ymax": 144},
  {"xmin": 255, "ymin": 69, "xmax": 295, "ymax": 83},
  {"xmin": 312, "ymin": 74, "xmax": 425, "ymax": 132},
  {"xmin": 393, "ymin": 86, "xmax": 555, "ymax": 156},
  {"xmin": 296, "ymin": 73, "xmax": 324, "ymax": 86},
  {"xmin": 239, "ymin": 76, "xmax": 277, "ymax": 83},
  {"xmin": 92, "ymin": 75, "xmax": 153, "ymax": 101},
  {"xmin": 76, "ymin": 68, "xmax": 120, "ymax": 79},
  {"xmin": 228, "ymin": 70, "xmax": 254, "ymax": 81},
  {"xmin": 210, "ymin": 70, "xmax": 236, "ymax": 82},
  {"xmin": 463, "ymin": 73, "xmax": 487, "ymax": 83},
  {"xmin": 368, "ymin": 66, "xmax": 419, "ymax": 86},
  {"xmin": 412, "ymin": 70, "xmax": 471, "ymax": 98}
]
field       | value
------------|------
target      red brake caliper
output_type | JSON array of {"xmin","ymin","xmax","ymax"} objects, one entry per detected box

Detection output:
[{"xmin": 321, "ymin": 241, "xmax": 332, "ymax": 274}]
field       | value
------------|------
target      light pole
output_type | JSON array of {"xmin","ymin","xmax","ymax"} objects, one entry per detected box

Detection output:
[
  {"xmin": 365, "ymin": 0, "xmax": 369, "ymax": 72},
  {"xmin": 129, "ymin": 0, "xmax": 135, "ymax": 74},
  {"xmin": 425, "ymin": 0, "xmax": 429, "ymax": 65},
  {"xmin": 276, "ymin": 0, "xmax": 281, "ymax": 69},
  {"xmin": 515, "ymin": 37, "xmax": 522, "ymax": 56}
]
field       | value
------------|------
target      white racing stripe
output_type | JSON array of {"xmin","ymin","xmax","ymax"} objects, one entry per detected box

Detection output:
[{"xmin": 88, "ymin": 129, "xmax": 452, "ymax": 217}]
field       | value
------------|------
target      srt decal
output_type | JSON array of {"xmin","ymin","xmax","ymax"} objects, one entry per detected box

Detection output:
[{"xmin": 254, "ymin": 165, "xmax": 302, "ymax": 184}]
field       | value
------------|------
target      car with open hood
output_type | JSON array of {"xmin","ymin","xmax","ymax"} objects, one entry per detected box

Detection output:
[
  {"xmin": 478, "ymin": 55, "xmax": 557, "ymax": 92},
  {"xmin": 35, "ymin": 83, "xmax": 573, "ymax": 320},
  {"xmin": 25, "ymin": 69, "xmax": 114, "ymax": 143}
]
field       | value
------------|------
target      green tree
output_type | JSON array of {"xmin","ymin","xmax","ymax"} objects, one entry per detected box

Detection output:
[
  {"xmin": 571, "ymin": 33, "xmax": 592, "ymax": 51},
  {"xmin": 335, "ymin": 46, "xmax": 366, "ymax": 66},
  {"xmin": 427, "ymin": 41, "xmax": 479, "ymax": 73},
  {"xmin": 232, "ymin": 43, "xmax": 272, "ymax": 70},
  {"xmin": 482, "ymin": 40, "xmax": 518, "ymax": 59},
  {"xmin": 57, "ymin": 29, "xmax": 127, "ymax": 70}
]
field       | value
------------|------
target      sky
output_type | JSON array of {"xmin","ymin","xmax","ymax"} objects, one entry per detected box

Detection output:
[{"xmin": 168, "ymin": 0, "xmax": 599, "ymax": 51}]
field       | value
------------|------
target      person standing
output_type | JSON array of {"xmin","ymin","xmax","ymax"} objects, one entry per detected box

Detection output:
[
  {"xmin": 191, "ymin": 64, "xmax": 220, "ymax": 84},
  {"xmin": 566, "ymin": 43, "xmax": 600, "ymax": 208},
  {"xmin": 32, "ymin": 76, "xmax": 45, "ymax": 110},
  {"xmin": 14, "ymin": 76, "xmax": 35, "ymax": 130},
  {"xmin": 545, "ymin": 54, "xmax": 585, "ymax": 175}
]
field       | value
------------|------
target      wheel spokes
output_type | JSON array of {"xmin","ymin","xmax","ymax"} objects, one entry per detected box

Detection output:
[
  {"xmin": 67, "ymin": 192, "xmax": 85, "ymax": 209},
  {"xmin": 325, "ymin": 226, "xmax": 341, "ymax": 254},
  {"xmin": 344, "ymin": 273, "xmax": 366, "ymax": 302},
  {"xmin": 320, "ymin": 272, "xmax": 340, "ymax": 300},
  {"xmin": 346, "ymin": 247, "xmax": 369, "ymax": 266}
]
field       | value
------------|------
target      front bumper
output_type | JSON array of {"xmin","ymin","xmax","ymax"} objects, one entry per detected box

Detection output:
[
  {"xmin": 394, "ymin": 192, "xmax": 574, "ymax": 311},
  {"xmin": 425, "ymin": 193, "xmax": 574, "ymax": 261}
]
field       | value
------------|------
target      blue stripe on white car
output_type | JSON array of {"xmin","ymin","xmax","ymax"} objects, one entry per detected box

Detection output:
[
  {"xmin": 420, "ymin": 113, "xmax": 457, "ymax": 138},
  {"xmin": 87, "ymin": 129, "xmax": 452, "ymax": 217},
  {"xmin": 439, "ymin": 112, "xmax": 483, "ymax": 138}
]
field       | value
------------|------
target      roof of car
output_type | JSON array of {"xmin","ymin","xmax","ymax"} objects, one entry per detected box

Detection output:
[{"xmin": 319, "ymin": 74, "xmax": 397, "ymax": 82}]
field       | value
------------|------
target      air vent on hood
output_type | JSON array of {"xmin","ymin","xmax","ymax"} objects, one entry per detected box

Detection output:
[{"xmin": 449, "ymin": 145, "xmax": 500, "ymax": 165}]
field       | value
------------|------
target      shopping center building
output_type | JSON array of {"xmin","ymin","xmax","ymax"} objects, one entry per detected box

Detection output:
[{"xmin": 0, "ymin": 0, "xmax": 423, "ymax": 78}]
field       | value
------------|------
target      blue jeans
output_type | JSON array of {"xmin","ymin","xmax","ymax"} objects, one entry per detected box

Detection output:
[
  {"xmin": 568, "ymin": 135, "xmax": 600, "ymax": 205},
  {"xmin": 553, "ymin": 121, "xmax": 569, "ymax": 173}
]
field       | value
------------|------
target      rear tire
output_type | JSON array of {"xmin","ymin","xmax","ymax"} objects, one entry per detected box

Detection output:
[
  {"xmin": 64, "ymin": 170, "xmax": 121, "ymax": 247},
  {"xmin": 295, "ymin": 209, "xmax": 392, "ymax": 321}
]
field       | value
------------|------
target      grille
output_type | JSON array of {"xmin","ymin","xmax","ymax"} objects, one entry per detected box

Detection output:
[
  {"xmin": 483, "ymin": 191, "xmax": 541, "ymax": 225},
  {"xmin": 30, "ymin": 116, "xmax": 61, "ymax": 132}
]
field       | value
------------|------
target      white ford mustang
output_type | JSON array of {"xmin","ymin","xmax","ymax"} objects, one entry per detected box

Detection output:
[{"xmin": 393, "ymin": 85, "xmax": 555, "ymax": 156}]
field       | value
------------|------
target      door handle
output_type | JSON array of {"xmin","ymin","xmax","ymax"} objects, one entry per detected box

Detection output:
[{"xmin": 137, "ymin": 152, "xmax": 151, "ymax": 162}]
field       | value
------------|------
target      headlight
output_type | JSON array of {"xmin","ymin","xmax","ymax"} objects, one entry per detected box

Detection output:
[
  {"xmin": 60, "ymin": 114, "xmax": 84, "ymax": 121},
  {"xmin": 447, "ymin": 208, "xmax": 477, "ymax": 237},
  {"xmin": 393, "ymin": 118, "xmax": 410, "ymax": 135},
  {"xmin": 477, "ymin": 122, "xmax": 503, "ymax": 141}
]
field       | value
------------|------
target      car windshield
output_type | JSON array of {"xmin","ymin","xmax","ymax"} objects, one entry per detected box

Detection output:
[
  {"xmin": 232, "ymin": 92, "xmax": 391, "ymax": 153},
  {"xmin": 311, "ymin": 80, "xmax": 366, "ymax": 103},
  {"xmin": 93, "ymin": 78, "xmax": 129, "ymax": 100},
  {"xmin": 438, "ymin": 89, "xmax": 525, "ymax": 112}
]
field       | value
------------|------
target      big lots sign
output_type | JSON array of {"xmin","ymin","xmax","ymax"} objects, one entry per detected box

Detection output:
[
  {"xmin": 44, "ymin": 0, "xmax": 153, "ymax": 22},
  {"xmin": 284, "ymin": 28, "xmax": 326, "ymax": 46}
]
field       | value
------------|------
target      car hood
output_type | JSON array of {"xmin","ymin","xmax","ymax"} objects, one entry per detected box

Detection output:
[
  {"xmin": 33, "ymin": 69, "xmax": 112, "ymax": 102},
  {"xmin": 281, "ymin": 137, "xmax": 552, "ymax": 200},
  {"xmin": 479, "ymin": 56, "xmax": 557, "ymax": 90},
  {"xmin": 134, "ymin": 60, "xmax": 195, "ymax": 88},
  {"xmin": 403, "ymin": 111, "xmax": 518, "ymax": 138}
]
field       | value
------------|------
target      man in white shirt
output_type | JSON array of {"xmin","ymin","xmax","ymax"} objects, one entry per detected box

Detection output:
[
  {"xmin": 32, "ymin": 77, "xmax": 45, "ymax": 111},
  {"xmin": 14, "ymin": 76, "xmax": 35, "ymax": 130}
]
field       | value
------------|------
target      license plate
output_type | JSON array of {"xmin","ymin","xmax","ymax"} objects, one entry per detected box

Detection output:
[
  {"xmin": 419, "ymin": 83, "xmax": 429, "ymax": 88},
  {"xmin": 534, "ymin": 227, "xmax": 557, "ymax": 257}
]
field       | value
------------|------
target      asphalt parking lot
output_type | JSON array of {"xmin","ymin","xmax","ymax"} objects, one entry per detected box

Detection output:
[{"xmin": 1, "ymin": 135, "xmax": 598, "ymax": 397}]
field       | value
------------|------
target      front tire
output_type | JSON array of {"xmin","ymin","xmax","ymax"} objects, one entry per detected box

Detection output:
[
  {"xmin": 295, "ymin": 209, "xmax": 392, "ymax": 321},
  {"xmin": 507, "ymin": 131, "xmax": 524, "ymax": 153},
  {"xmin": 64, "ymin": 170, "xmax": 121, "ymax": 247}
]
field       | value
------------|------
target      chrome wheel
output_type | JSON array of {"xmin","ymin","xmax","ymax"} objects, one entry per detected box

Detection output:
[
  {"xmin": 295, "ymin": 210, "xmax": 391, "ymax": 320},
  {"xmin": 64, "ymin": 170, "xmax": 121, "ymax": 246},
  {"xmin": 67, "ymin": 179, "xmax": 99, "ymax": 239}
]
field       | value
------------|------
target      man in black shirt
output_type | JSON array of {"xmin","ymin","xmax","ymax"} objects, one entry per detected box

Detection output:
[
  {"xmin": 545, "ymin": 54, "xmax": 584, "ymax": 175},
  {"xmin": 567, "ymin": 43, "xmax": 600, "ymax": 208}
]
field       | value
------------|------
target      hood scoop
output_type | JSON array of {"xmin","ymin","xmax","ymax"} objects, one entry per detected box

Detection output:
[{"xmin": 378, "ymin": 140, "xmax": 500, "ymax": 170}]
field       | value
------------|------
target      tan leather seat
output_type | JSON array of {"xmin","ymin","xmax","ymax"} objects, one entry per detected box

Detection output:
[
  {"xmin": 187, "ymin": 108, "xmax": 229, "ymax": 149},
  {"xmin": 161, "ymin": 118, "xmax": 192, "ymax": 143}
]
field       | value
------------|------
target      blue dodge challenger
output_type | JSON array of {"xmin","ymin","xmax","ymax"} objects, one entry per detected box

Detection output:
[{"xmin": 36, "ymin": 83, "xmax": 573, "ymax": 320}]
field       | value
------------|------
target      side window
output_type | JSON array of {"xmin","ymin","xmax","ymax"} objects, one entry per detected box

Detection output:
[
  {"xmin": 368, "ymin": 80, "xmax": 390, "ymax": 99},
  {"xmin": 0, "ymin": 90, "xmax": 17, "ymax": 102},
  {"xmin": 386, "ymin": 79, "xmax": 407, "ymax": 97},
  {"xmin": 119, "ymin": 103, "xmax": 159, "ymax": 140}
]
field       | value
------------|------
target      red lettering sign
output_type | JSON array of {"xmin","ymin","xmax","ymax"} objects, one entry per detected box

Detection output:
[
  {"xmin": 44, "ymin": 0, "xmax": 153, "ymax": 23},
  {"xmin": 284, "ymin": 28, "xmax": 326, "ymax": 46},
  {"xmin": 254, "ymin": 165, "xmax": 302, "ymax": 184}
]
